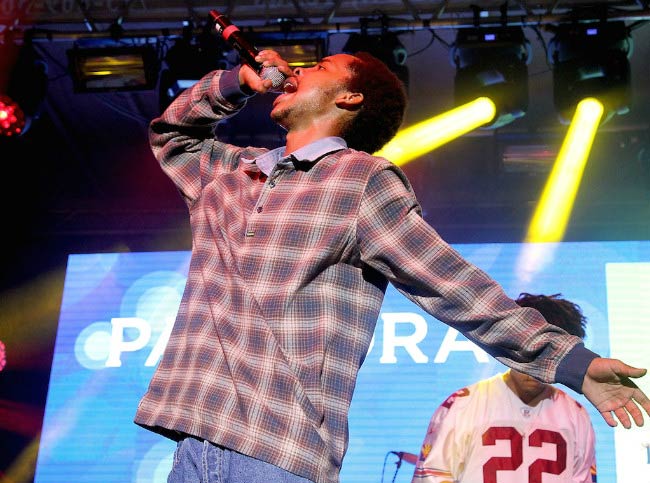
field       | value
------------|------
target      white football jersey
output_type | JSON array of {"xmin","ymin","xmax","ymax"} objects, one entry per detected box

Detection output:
[{"xmin": 411, "ymin": 372, "xmax": 597, "ymax": 483}]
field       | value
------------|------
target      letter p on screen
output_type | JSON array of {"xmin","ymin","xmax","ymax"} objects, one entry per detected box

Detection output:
[{"xmin": 105, "ymin": 317, "xmax": 151, "ymax": 367}]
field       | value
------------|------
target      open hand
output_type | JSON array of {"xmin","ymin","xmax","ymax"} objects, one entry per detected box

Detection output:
[{"xmin": 582, "ymin": 357, "xmax": 650, "ymax": 428}]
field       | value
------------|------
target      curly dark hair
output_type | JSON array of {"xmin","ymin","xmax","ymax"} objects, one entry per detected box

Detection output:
[
  {"xmin": 339, "ymin": 51, "xmax": 408, "ymax": 154},
  {"xmin": 515, "ymin": 292, "xmax": 587, "ymax": 339}
]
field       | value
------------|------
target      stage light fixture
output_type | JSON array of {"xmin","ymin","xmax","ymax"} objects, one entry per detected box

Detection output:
[
  {"xmin": 67, "ymin": 42, "xmax": 159, "ymax": 93},
  {"xmin": 254, "ymin": 36, "xmax": 325, "ymax": 68},
  {"xmin": 0, "ymin": 30, "xmax": 48, "ymax": 137},
  {"xmin": 342, "ymin": 19, "xmax": 409, "ymax": 87},
  {"xmin": 159, "ymin": 21, "xmax": 230, "ymax": 111},
  {"xmin": 450, "ymin": 26, "xmax": 531, "ymax": 129},
  {"xmin": 375, "ymin": 97, "xmax": 496, "ymax": 165},
  {"xmin": 548, "ymin": 21, "xmax": 632, "ymax": 124},
  {"xmin": 0, "ymin": 94, "xmax": 25, "ymax": 137}
]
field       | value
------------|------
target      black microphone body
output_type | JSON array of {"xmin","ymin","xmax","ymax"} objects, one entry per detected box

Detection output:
[
  {"xmin": 391, "ymin": 451, "xmax": 418, "ymax": 465},
  {"xmin": 209, "ymin": 10, "xmax": 285, "ymax": 89}
]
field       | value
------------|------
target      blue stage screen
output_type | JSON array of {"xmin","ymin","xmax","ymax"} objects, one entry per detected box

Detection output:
[{"xmin": 34, "ymin": 241, "xmax": 650, "ymax": 483}]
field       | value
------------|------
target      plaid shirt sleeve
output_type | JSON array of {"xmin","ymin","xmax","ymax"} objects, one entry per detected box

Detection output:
[
  {"xmin": 356, "ymin": 161, "xmax": 597, "ymax": 387},
  {"xmin": 149, "ymin": 69, "xmax": 254, "ymax": 205}
]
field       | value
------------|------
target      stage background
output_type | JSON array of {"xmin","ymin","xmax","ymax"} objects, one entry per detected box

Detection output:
[
  {"xmin": 1, "ymin": 6, "xmax": 650, "ymax": 482},
  {"xmin": 32, "ymin": 241, "xmax": 650, "ymax": 483}
]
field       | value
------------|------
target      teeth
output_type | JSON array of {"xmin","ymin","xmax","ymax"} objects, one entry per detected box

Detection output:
[{"xmin": 283, "ymin": 79, "xmax": 297, "ymax": 93}]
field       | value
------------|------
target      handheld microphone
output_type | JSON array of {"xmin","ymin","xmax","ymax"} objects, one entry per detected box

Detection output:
[
  {"xmin": 209, "ymin": 10, "xmax": 286, "ymax": 89},
  {"xmin": 389, "ymin": 451, "xmax": 404, "ymax": 469},
  {"xmin": 391, "ymin": 451, "xmax": 418, "ymax": 465}
]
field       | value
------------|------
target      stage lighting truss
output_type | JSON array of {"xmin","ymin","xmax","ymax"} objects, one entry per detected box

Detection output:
[
  {"xmin": 548, "ymin": 21, "xmax": 633, "ymax": 125},
  {"xmin": 450, "ymin": 26, "xmax": 531, "ymax": 129},
  {"xmin": 159, "ymin": 19, "xmax": 327, "ymax": 112},
  {"xmin": 67, "ymin": 41, "xmax": 160, "ymax": 93}
]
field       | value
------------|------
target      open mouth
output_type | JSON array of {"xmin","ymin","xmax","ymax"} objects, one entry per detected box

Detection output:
[{"xmin": 282, "ymin": 77, "xmax": 298, "ymax": 94}]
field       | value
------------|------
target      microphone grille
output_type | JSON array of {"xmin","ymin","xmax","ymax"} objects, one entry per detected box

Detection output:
[{"xmin": 261, "ymin": 66, "xmax": 286, "ymax": 89}]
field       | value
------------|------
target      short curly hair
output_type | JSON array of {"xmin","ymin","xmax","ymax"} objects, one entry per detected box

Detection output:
[
  {"xmin": 339, "ymin": 51, "xmax": 408, "ymax": 154},
  {"xmin": 515, "ymin": 292, "xmax": 587, "ymax": 339}
]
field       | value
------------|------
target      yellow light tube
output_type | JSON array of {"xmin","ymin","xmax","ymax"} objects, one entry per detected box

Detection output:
[
  {"xmin": 525, "ymin": 98, "xmax": 604, "ymax": 242},
  {"xmin": 375, "ymin": 97, "xmax": 496, "ymax": 166}
]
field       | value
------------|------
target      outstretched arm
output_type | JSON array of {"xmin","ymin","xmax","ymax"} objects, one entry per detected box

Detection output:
[{"xmin": 582, "ymin": 358, "xmax": 650, "ymax": 428}]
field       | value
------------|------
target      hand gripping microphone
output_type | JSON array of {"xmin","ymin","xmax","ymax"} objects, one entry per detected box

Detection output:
[{"xmin": 209, "ymin": 10, "xmax": 286, "ymax": 89}]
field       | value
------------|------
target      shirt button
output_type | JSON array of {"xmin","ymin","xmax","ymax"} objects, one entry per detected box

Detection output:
[
  {"xmin": 257, "ymin": 206, "xmax": 263, "ymax": 213},
  {"xmin": 269, "ymin": 180, "xmax": 276, "ymax": 188}
]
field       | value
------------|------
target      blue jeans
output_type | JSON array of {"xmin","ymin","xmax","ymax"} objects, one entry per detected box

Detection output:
[{"xmin": 167, "ymin": 436, "xmax": 315, "ymax": 483}]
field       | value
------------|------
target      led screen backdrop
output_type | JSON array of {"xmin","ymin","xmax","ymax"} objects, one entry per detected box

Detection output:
[{"xmin": 34, "ymin": 241, "xmax": 650, "ymax": 483}]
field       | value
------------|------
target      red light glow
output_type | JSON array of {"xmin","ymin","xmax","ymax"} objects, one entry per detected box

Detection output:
[
  {"xmin": 0, "ymin": 94, "xmax": 26, "ymax": 137},
  {"xmin": 0, "ymin": 340, "xmax": 5, "ymax": 371}
]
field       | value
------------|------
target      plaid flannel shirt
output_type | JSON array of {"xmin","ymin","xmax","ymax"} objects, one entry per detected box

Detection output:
[{"xmin": 135, "ymin": 69, "xmax": 598, "ymax": 483}]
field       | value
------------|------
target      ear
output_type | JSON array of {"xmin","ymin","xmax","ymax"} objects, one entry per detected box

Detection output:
[{"xmin": 335, "ymin": 91, "xmax": 364, "ymax": 110}]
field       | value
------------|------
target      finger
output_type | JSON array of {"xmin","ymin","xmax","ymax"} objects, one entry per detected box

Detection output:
[
  {"xmin": 255, "ymin": 49, "xmax": 275, "ymax": 58},
  {"xmin": 627, "ymin": 400, "xmax": 645, "ymax": 427},
  {"xmin": 600, "ymin": 410, "xmax": 617, "ymax": 428},
  {"xmin": 256, "ymin": 51, "xmax": 292, "ymax": 75},
  {"xmin": 619, "ymin": 379, "xmax": 650, "ymax": 426},
  {"xmin": 274, "ymin": 63, "xmax": 294, "ymax": 77},
  {"xmin": 256, "ymin": 50, "xmax": 285, "ymax": 66},
  {"xmin": 631, "ymin": 389, "xmax": 650, "ymax": 423},
  {"xmin": 627, "ymin": 367, "xmax": 648, "ymax": 379},
  {"xmin": 615, "ymin": 361, "xmax": 647, "ymax": 379},
  {"xmin": 614, "ymin": 406, "xmax": 632, "ymax": 429},
  {"xmin": 637, "ymin": 391, "xmax": 650, "ymax": 417}
]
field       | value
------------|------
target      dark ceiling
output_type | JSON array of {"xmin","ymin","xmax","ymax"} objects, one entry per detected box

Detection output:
[
  {"xmin": 1, "ymin": 0, "xmax": 648, "ymax": 280},
  {"xmin": 3, "ymin": 0, "xmax": 650, "ymax": 28}
]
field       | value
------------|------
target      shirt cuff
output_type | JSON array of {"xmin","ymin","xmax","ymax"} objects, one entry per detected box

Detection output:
[
  {"xmin": 219, "ymin": 65, "xmax": 254, "ymax": 104},
  {"xmin": 554, "ymin": 343, "xmax": 600, "ymax": 393}
]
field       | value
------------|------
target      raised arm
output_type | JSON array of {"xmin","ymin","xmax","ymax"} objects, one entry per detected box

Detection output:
[
  {"xmin": 356, "ymin": 164, "xmax": 650, "ymax": 429},
  {"xmin": 149, "ymin": 50, "xmax": 292, "ymax": 204}
]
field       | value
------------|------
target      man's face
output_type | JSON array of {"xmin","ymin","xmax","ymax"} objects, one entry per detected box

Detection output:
[
  {"xmin": 270, "ymin": 53, "xmax": 358, "ymax": 129},
  {"xmin": 507, "ymin": 370, "xmax": 550, "ymax": 404}
]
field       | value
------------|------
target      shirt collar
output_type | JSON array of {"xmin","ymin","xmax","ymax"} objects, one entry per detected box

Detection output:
[{"xmin": 242, "ymin": 137, "xmax": 347, "ymax": 176}]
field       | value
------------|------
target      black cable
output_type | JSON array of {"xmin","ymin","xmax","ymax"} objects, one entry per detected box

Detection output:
[
  {"xmin": 407, "ymin": 29, "xmax": 437, "ymax": 57},
  {"xmin": 380, "ymin": 451, "xmax": 390, "ymax": 483},
  {"xmin": 380, "ymin": 451, "xmax": 404, "ymax": 483}
]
